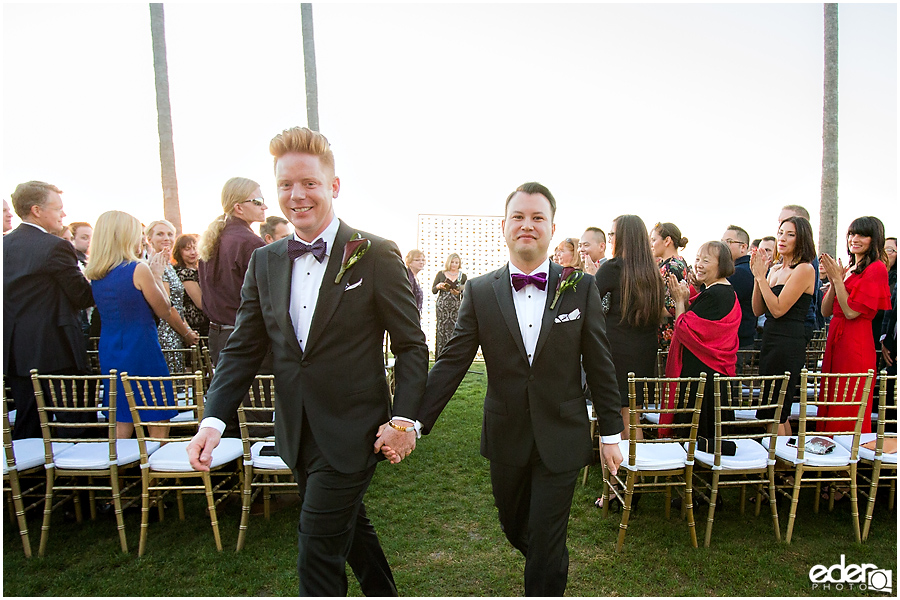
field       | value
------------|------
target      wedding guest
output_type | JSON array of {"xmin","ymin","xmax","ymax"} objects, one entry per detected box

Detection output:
[
  {"xmin": 146, "ymin": 219, "xmax": 193, "ymax": 374},
  {"xmin": 579, "ymin": 226, "xmax": 607, "ymax": 275},
  {"xmin": 405, "ymin": 249, "xmax": 426, "ymax": 317},
  {"xmin": 554, "ymin": 237, "xmax": 584, "ymax": 270},
  {"xmin": 651, "ymin": 221, "xmax": 690, "ymax": 350},
  {"xmin": 173, "ymin": 233, "xmax": 209, "ymax": 338},
  {"xmin": 665, "ymin": 241, "xmax": 740, "ymax": 449},
  {"xmin": 432, "ymin": 253, "xmax": 466, "ymax": 357},
  {"xmin": 86, "ymin": 211, "xmax": 198, "ymax": 438},
  {"xmin": 2, "ymin": 199, "xmax": 13, "ymax": 233},
  {"xmin": 819, "ymin": 216, "xmax": 891, "ymax": 435},
  {"xmin": 259, "ymin": 215, "xmax": 291, "ymax": 244},
  {"xmin": 751, "ymin": 216, "xmax": 817, "ymax": 437},
  {"xmin": 596, "ymin": 215, "xmax": 664, "ymax": 435}
]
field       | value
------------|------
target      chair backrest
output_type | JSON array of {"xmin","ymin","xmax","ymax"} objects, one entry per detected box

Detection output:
[
  {"xmin": 30, "ymin": 369, "xmax": 119, "ymax": 459},
  {"xmin": 712, "ymin": 372, "xmax": 790, "ymax": 466},
  {"xmin": 805, "ymin": 348, "xmax": 826, "ymax": 371},
  {"xmin": 626, "ymin": 372, "xmax": 707, "ymax": 461},
  {"xmin": 875, "ymin": 370, "xmax": 898, "ymax": 460},
  {"xmin": 656, "ymin": 350, "xmax": 668, "ymax": 378},
  {"xmin": 807, "ymin": 328, "xmax": 828, "ymax": 352},
  {"xmin": 735, "ymin": 349, "xmax": 760, "ymax": 376},
  {"xmin": 796, "ymin": 368, "xmax": 874, "ymax": 462},
  {"xmin": 119, "ymin": 372, "xmax": 205, "ymax": 451},
  {"xmin": 2, "ymin": 392, "xmax": 17, "ymax": 473},
  {"xmin": 237, "ymin": 375, "xmax": 277, "ymax": 458},
  {"xmin": 198, "ymin": 345, "xmax": 214, "ymax": 389},
  {"xmin": 160, "ymin": 345, "xmax": 202, "ymax": 375}
]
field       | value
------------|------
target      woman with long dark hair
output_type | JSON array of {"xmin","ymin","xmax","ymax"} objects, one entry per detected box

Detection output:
[
  {"xmin": 819, "ymin": 216, "xmax": 892, "ymax": 435},
  {"xmin": 596, "ymin": 215, "xmax": 665, "ymax": 433},
  {"xmin": 751, "ymin": 215, "xmax": 817, "ymax": 436}
]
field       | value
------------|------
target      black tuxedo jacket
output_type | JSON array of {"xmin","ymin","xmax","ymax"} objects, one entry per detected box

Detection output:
[
  {"xmin": 3, "ymin": 224, "xmax": 94, "ymax": 376},
  {"xmin": 204, "ymin": 220, "xmax": 428, "ymax": 474},
  {"xmin": 419, "ymin": 262, "xmax": 622, "ymax": 473}
]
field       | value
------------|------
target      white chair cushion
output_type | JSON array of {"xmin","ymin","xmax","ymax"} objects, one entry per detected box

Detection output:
[
  {"xmin": 8, "ymin": 409, "xmax": 15, "ymax": 425},
  {"xmin": 694, "ymin": 439, "xmax": 770, "ymax": 470},
  {"xmin": 762, "ymin": 436, "xmax": 852, "ymax": 467},
  {"xmin": 170, "ymin": 411, "xmax": 195, "ymax": 423},
  {"xmin": 734, "ymin": 409, "xmax": 757, "ymax": 421},
  {"xmin": 148, "ymin": 438, "xmax": 242, "ymax": 472},
  {"xmin": 2, "ymin": 440, "xmax": 74, "ymax": 473},
  {"xmin": 834, "ymin": 434, "xmax": 898, "ymax": 464},
  {"xmin": 618, "ymin": 439, "xmax": 687, "ymax": 471},
  {"xmin": 250, "ymin": 442, "xmax": 289, "ymax": 470},
  {"xmin": 54, "ymin": 440, "xmax": 161, "ymax": 470},
  {"xmin": 789, "ymin": 403, "xmax": 817, "ymax": 419}
]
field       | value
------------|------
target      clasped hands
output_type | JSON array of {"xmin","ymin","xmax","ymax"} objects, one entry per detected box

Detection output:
[{"xmin": 374, "ymin": 420, "xmax": 416, "ymax": 464}]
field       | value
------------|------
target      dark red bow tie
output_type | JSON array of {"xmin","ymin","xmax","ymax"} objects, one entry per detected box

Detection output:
[
  {"xmin": 511, "ymin": 272, "xmax": 547, "ymax": 291},
  {"xmin": 287, "ymin": 238, "xmax": 327, "ymax": 263}
]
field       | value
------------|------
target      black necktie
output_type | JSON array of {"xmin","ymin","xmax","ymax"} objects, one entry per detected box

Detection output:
[
  {"xmin": 287, "ymin": 238, "xmax": 327, "ymax": 263},
  {"xmin": 511, "ymin": 272, "xmax": 548, "ymax": 291}
]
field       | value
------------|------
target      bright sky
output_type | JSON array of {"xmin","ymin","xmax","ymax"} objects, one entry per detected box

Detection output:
[{"xmin": 3, "ymin": 2, "xmax": 897, "ymax": 272}]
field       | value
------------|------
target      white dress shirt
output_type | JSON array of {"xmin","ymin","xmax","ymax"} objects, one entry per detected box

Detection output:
[{"xmin": 508, "ymin": 259, "xmax": 550, "ymax": 365}]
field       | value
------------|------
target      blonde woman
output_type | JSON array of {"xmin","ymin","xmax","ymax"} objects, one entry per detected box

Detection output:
[
  {"xmin": 553, "ymin": 237, "xmax": 584, "ymax": 270},
  {"xmin": 198, "ymin": 177, "xmax": 267, "ymax": 368},
  {"xmin": 85, "ymin": 211, "xmax": 198, "ymax": 439},
  {"xmin": 146, "ymin": 219, "xmax": 195, "ymax": 374},
  {"xmin": 432, "ymin": 252, "xmax": 467, "ymax": 357}
]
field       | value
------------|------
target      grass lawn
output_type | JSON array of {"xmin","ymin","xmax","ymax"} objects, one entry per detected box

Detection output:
[{"xmin": 4, "ymin": 366, "xmax": 897, "ymax": 596}]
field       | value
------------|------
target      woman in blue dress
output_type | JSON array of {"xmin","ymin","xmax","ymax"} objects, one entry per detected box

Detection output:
[{"xmin": 84, "ymin": 211, "xmax": 200, "ymax": 439}]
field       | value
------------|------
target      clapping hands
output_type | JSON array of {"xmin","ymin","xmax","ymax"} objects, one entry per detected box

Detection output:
[
  {"xmin": 819, "ymin": 253, "xmax": 846, "ymax": 283},
  {"xmin": 749, "ymin": 248, "xmax": 770, "ymax": 280},
  {"xmin": 374, "ymin": 420, "xmax": 416, "ymax": 464},
  {"xmin": 148, "ymin": 247, "xmax": 170, "ymax": 279}
]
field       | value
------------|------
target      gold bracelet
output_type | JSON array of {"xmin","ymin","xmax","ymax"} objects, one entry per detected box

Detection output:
[{"xmin": 389, "ymin": 420, "xmax": 415, "ymax": 433}]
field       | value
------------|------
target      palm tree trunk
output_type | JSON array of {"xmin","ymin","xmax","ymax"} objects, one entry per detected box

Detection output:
[
  {"xmin": 819, "ymin": 3, "xmax": 838, "ymax": 257},
  {"xmin": 150, "ymin": 3, "xmax": 182, "ymax": 234},
  {"xmin": 301, "ymin": 3, "xmax": 319, "ymax": 131}
]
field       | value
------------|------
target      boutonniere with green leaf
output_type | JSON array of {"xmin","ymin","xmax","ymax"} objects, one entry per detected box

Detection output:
[
  {"xmin": 550, "ymin": 266, "xmax": 583, "ymax": 309},
  {"xmin": 335, "ymin": 233, "xmax": 370, "ymax": 284}
]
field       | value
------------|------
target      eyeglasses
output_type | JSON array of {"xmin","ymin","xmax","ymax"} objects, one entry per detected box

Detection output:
[
  {"xmin": 886, "ymin": 247, "xmax": 897, "ymax": 255},
  {"xmin": 242, "ymin": 198, "xmax": 265, "ymax": 206},
  {"xmin": 722, "ymin": 238, "xmax": 745, "ymax": 246}
]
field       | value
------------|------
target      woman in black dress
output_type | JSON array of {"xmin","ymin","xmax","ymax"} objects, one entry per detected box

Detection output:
[
  {"xmin": 666, "ymin": 241, "xmax": 741, "ymax": 449},
  {"xmin": 432, "ymin": 253, "xmax": 466, "ymax": 358},
  {"xmin": 751, "ymin": 216, "xmax": 817, "ymax": 437},
  {"xmin": 596, "ymin": 215, "xmax": 664, "ymax": 434}
]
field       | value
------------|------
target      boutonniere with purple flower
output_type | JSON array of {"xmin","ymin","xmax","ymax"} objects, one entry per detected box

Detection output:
[
  {"xmin": 550, "ymin": 267, "xmax": 583, "ymax": 309},
  {"xmin": 335, "ymin": 233, "xmax": 370, "ymax": 284}
]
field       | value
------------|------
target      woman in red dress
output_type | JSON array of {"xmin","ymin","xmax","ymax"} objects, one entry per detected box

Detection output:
[{"xmin": 818, "ymin": 216, "xmax": 892, "ymax": 434}]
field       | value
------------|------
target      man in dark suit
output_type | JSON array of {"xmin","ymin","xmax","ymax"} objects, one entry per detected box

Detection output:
[
  {"xmin": 3, "ymin": 181, "xmax": 95, "ymax": 439},
  {"xmin": 386, "ymin": 182, "xmax": 623, "ymax": 596},
  {"xmin": 187, "ymin": 127, "xmax": 427, "ymax": 596}
]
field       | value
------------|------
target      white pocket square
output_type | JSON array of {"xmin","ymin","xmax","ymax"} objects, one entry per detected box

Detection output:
[
  {"xmin": 554, "ymin": 308, "xmax": 581, "ymax": 323},
  {"xmin": 344, "ymin": 279, "xmax": 363, "ymax": 291}
]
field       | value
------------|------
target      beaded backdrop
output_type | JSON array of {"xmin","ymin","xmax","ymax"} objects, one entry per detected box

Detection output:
[{"xmin": 415, "ymin": 214, "xmax": 505, "ymax": 356}]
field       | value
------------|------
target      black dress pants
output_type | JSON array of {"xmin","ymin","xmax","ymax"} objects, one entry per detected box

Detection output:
[
  {"xmin": 489, "ymin": 446, "xmax": 579, "ymax": 597},
  {"xmin": 293, "ymin": 414, "xmax": 397, "ymax": 597}
]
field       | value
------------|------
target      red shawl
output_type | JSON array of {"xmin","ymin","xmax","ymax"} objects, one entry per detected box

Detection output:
[{"xmin": 659, "ymin": 288, "xmax": 741, "ymax": 435}]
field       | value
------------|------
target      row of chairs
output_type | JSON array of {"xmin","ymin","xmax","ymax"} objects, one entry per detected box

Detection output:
[
  {"xmin": 594, "ymin": 368, "xmax": 896, "ymax": 551},
  {"xmin": 3, "ymin": 370, "xmax": 290, "ymax": 557}
]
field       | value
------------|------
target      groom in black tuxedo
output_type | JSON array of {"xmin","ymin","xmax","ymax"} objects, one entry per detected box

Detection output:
[
  {"xmin": 391, "ymin": 182, "xmax": 624, "ymax": 596},
  {"xmin": 188, "ymin": 127, "xmax": 427, "ymax": 596}
]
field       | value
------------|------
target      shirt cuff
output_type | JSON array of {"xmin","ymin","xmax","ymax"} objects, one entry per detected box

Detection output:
[
  {"xmin": 392, "ymin": 416, "xmax": 422, "ymax": 439},
  {"xmin": 600, "ymin": 435, "xmax": 621, "ymax": 445},
  {"xmin": 199, "ymin": 416, "xmax": 226, "ymax": 434}
]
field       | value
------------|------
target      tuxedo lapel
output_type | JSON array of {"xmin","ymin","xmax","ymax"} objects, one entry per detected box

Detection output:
[
  {"xmin": 304, "ymin": 220, "xmax": 353, "ymax": 355},
  {"xmin": 492, "ymin": 265, "xmax": 529, "ymax": 364},
  {"xmin": 267, "ymin": 240, "xmax": 304, "ymax": 359},
  {"xmin": 532, "ymin": 262, "xmax": 563, "ymax": 363}
]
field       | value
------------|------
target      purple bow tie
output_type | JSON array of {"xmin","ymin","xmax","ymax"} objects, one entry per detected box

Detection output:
[
  {"xmin": 287, "ymin": 238, "xmax": 327, "ymax": 263},
  {"xmin": 511, "ymin": 272, "xmax": 548, "ymax": 292}
]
